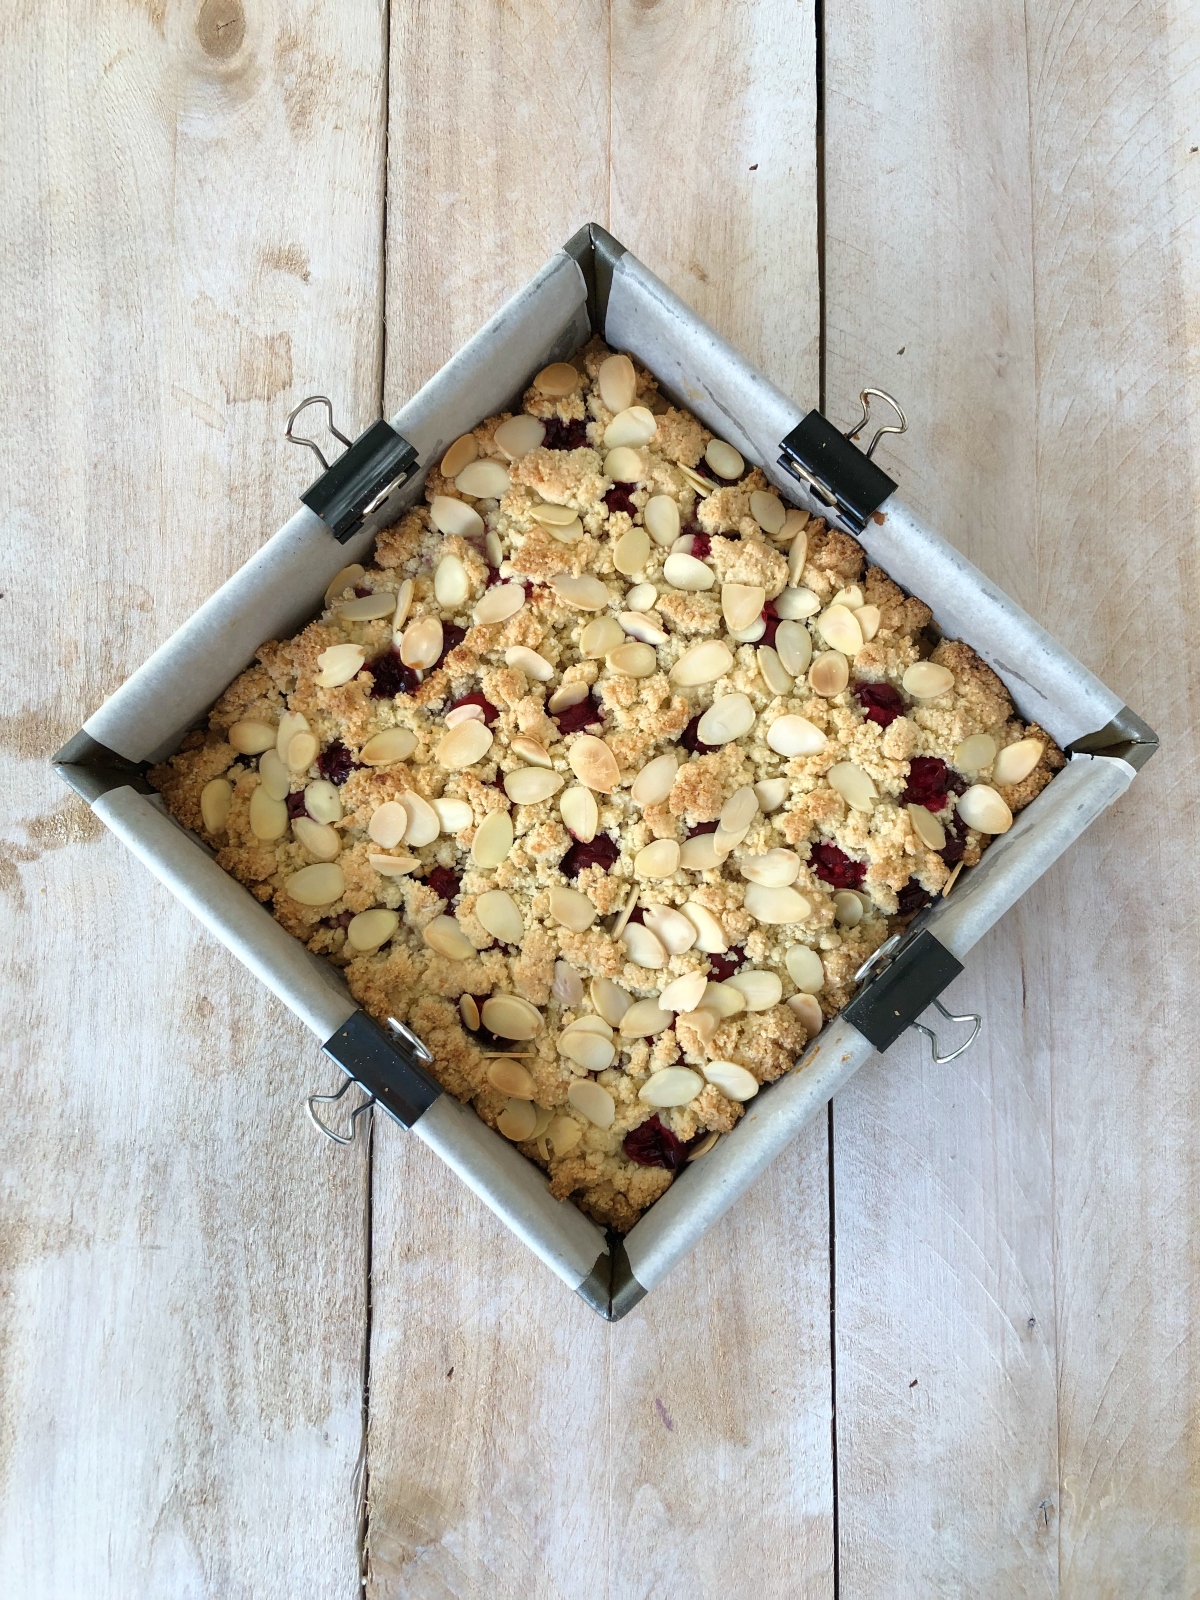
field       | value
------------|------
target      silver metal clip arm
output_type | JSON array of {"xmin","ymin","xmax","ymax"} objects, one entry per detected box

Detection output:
[
  {"xmin": 912, "ymin": 998, "xmax": 982, "ymax": 1064},
  {"xmin": 306, "ymin": 1076, "xmax": 376, "ymax": 1145}
]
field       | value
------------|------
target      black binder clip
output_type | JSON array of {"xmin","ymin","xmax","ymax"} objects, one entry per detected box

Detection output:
[
  {"xmin": 778, "ymin": 388, "xmax": 907, "ymax": 533},
  {"xmin": 285, "ymin": 395, "xmax": 419, "ymax": 544}
]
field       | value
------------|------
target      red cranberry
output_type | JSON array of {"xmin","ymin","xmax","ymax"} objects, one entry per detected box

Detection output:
[
  {"xmin": 811, "ymin": 840, "xmax": 867, "ymax": 889},
  {"xmin": 689, "ymin": 532, "xmax": 711, "ymax": 560},
  {"xmin": 353, "ymin": 585, "xmax": 372, "ymax": 598},
  {"xmin": 285, "ymin": 791, "xmax": 307, "ymax": 821},
  {"xmin": 542, "ymin": 418, "xmax": 589, "ymax": 450},
  {"xmin": 896, "ymin": 881, "xmax": 931, "ymax": 915},
  {"xmin": 939, "ymin": 815, "xmax": 969, "ymax": 865},
  {"xmin": 623, "ymin": 1115, "xmax": 690, "ymax": 1171},
  {"xmin": 679, "ymin": 714, "xmax": 706, "ymax": 754},
  {"xmin": 708, "ymin": 951, "xmax": 741, "ymax": 982},
  {"xmin": 760, "ymin": 603, "xmax": 781, "ymax": 648},
  {"xmin": 854, "ymin": 681, "xmax": 905, "ymax": 728},
  {"xmin": 561, "ymin": 833, "xmax": 619, "ymax": 878},
  {"xmin": 448, "ymin": 692, "xmax": 499, "ymax": 726},
  {"xmin": 317, "ymin": 741, "xmax": 358, "ymax": 786},
  {"xmin": 553, "ymin": 694, "xmax": 599, "ymax": 735},
  {"xmin": 624, "ymin": 906, "xmax": 645, "ymax": 926},
  {"xmin": 435, "ymin": 622, "xmax": 467, "ymax": 669},
  {"xmin": 604, "ymin": 485, "xmax": 638, "ymax": 518},
  {"xmin": 369, "ymin": 649, "xmax": 419, "ymax": 700},
  {"xmin": 426, "ymin": 866, "xmax": 460, "ymax": 903},
  {"xmin": 326, "ymin": 909, "xmax": 355, "ymax": 929},
  {"xmin": 690, "ymin": 457, "xmax": 719, "ymax": 484},
  {"xmin": 688, "ymin": 820, "xmax": 718, "ymax": 836},
  {"xmin": 901, "ymin": 756, "xmax": 966, "ymax": 811}
]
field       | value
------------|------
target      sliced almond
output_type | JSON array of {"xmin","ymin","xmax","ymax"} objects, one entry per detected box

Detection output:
[
  {"xmin": 739, "ymin": 849, "xmax": 801, "ymax": 887},
  {"xmin": 392, "ymin": 579, "xmax": 415, "ymax": 631},
  {"xmin": 497, "ymin": 1099, "xmax": 538, "ymax": 1142},
  {"xmin": 642, "ymin": 906, "xmax": 697, "ymax": 956},
  {"xmin": 598, "ymin": 352, "xmax": 637, "ymax": 413},
  {"xmin": 619, "ymin": 1000, "xmax": 673, "ymax": 1038},
  {"xmin": 744, "ymin": 883, "xmax": 812, "ymax": 924},
  {"xmin": 908, "ymin": 803, "xmax": 947, "ymax": 850},
  {"xmin": 623, "ymin": 923, "xmax": 669, "ymax": 970},
  {"xmin": 552, "ymin": 961, "xmax": 585, "ymax": 1007},
  {"xmin": 258, "ymin": 748, "xmax": 290, "ymax": 802},
  {"xmin": 625, "ymin": 583, "xmax": 658, "ymax": 612},
  {"xmin": 549, "ymin": 682, "xmax": 591, "ymax": 716},
  {"xmin": 828, "ymin": 762, "xmax": 878, "ymax": 812},
  {"xmin": 436, "ymin": 720, "xmax": 493, "ymax": 770},
  {"xmin": 510, "ymin": 735, "xmax": 553, "ymax": 768},
  {"xmin": 567, "ymin": 1075, "xmax": 618, "ymax": 1123},
  {"xmin": 249, "ymin": 786, "xmax": 288, "ymax": 841},
  {"xmin": 816, "ymin": 604, "xmax": 865, "ymax": 656},
  {"xmin": 716, "ymin": 787, "xmax": 757, "ymax": 838},
  {"xmin": 659, "ymin": 970, "xmax": 708, "ymax": 1013},
  {"xmin": 504, "ymin": 767, "xmax": 565, "ymax": 804},
  {"xmin": 902, "ymin": 661, "xmax": 954, "ymax": 699},
  {"xmin": 559, "ymin": 785, "xmax": 598, "ymax": 842},
  {"xmin": 712, "ymin": 822, "xmax": 750, "ymax": 857},
  {"xmin": 423, "ymin": 914, "xmax": 475, "ymax": 959},
  {"xmin": 677, "ymin": 1007, "xmax": 721, "ymax": 1043},
  {"xmin": 430, "ymin": 495, "xmax": 485, "ymax": 538},
  {"xmin": 705, "ymin": 439, "xmax": 744, "ymax": 479},
  {"xmin": 644, "ymin": 494, "xmax": 681, "ymax": 546},
  {"xmin": 494, "ymin": 414, "xmax": 546, "ymax": 459},
  {"xmin": 663, "ymin": 551, "xmax": 715, "ymax": 592},
  {"xmin": 440, "ymin": 434, "xmax": 478, "ymax": 478},
  {"xmin": 774, "ymin": 586, "xmax": 821, "ymax": 620},
  {"xmin": 482, "ymin": 994, "xmax": 543, "ymax": 1040},
  {"xmin": 757, "ymin": 646, "xmax": 795, "ymax": 697},
  {"xmin": 545, "ymin": 1115, "xmax": 583, "ymax": 1158},
  {"xmin": 697, "ymin": 694, "xmax": 755, "ymax": 746},
  {"xmin": 953, "ymin": 732, "xmax": 998, "ymax": 772},
  {"xmin": 681, "ymin": 901, "xmax": 727, "ymax": 953},
  {"xmin": 809, "ymin": 651, "xmax": 850, "ymax": 697},
  {"xmin": 787, "ymin": 528, "xmax": 810, "ymax": 586},
  {"xmin": 785, "ymin": 945, "xmax": 825, "ymax": 994},
  {"xmin": 639, "ymin": 1067, "xmax": 703, "ymax": 1107},
  {"xmin": 678, "ymin": 463, "xmax": 713, "ymax": 495},
  {"xmin": 368, "ymin": 801, "xmax": 408, "ymax": 849},
  {"xmin": 476, "ymin": 889, "xmax": 524, "ymax": 945},
  {"xmin": 459, "ymin": 994, "xmax": 481, "ymax": 1030},
  {"xmin": 548, "ymin": 885, "xmax": 598, "ymax": 933},
  {"xmin": 304, "ymin": 780, "xmax": 342, "ymax": 824},
  {"xmin": 830, "ymin": 585, "xmax": 865, "ymax": 611},
  {"xmin": 568, "ymin": 735, "xmax": 620, "ymax": 793},
  {"xmin": 550, "ymin": 573, "xmax": 610, "ymax": 611},
  {"xmin": 992, "ymin": 738, "xmax": 1045, "ymax": 786},
  {"xmin": 455, "ymin": 459, "xmax": 511, "ymax": 499},
  {"xmin": 533, "ymin": 361, "xmax": 579, "ymax": 397},
  {"xmin": 749, "ymin": 490, "xmax": 786, "ymax": 535},
  {"xmin": 728, "ymin": 616, "xmax": 766, "ymax": 644},
  {"xmin": 727, "ymin": 970, "xmax": 783, "ymax": 1012},
  {"xmin": 754, "ymin": 777, "xmax": 790, "ymax": 812},
  {"xmin": 773, "ymin": 621, "xmax": 812, "ymax": 679},
  {"xmin": 485, "ymin": 531, "xmax": 503, "ymax": 568},
  {"xmin": 434, "ymin": 555, "xmax": 470, "ymax": 609},
  {"xmin": 338, "ymin": 591, "xmax": 398, "ymax": 622},
  {"xmin": 766, "ymin": 714, "xmax": 827, "ymax": 757},
  {"xmin": 857, "ymin": 605, "xmax": 882, "ymax": 641},
  {"xmin": 604, "ymin": 406, "xmax": 657, "ymax": 449},
  {"xmin": 632, "ymin": 751, "xmax": 678, "ymax": 806},
  {"xmin": 472, "ymin": 584, "xmax": 526, "ymax": 625},
  {"xmin": 680, "ymin": 832, "xmax": 723, "ymax": 871},
  {"xmin": 943, "ymin": 860, "xmax": 966, "ymax": 896},
  {"xmin": 368, "ymin": 853, "xmax": 420, "ymax": 878},
  {"xmin": 702, "ymin": 1060, "xmax": 760, "ymax": 1101},
  {"xmin": 276, "ymin": 711, "xmax": 310, "ymax": 759},
  {"xmin": 433, "ymin": 797, "xmax": 473, "ymax": 833},
  {"xmin": 347, "ymin": 908, "xmax": 398, "ymax": 954},
  {"xmin": 529, "ymin": 501, "xmax": 579, "ymax": 528},
  {"xmin": 604, "ymin": 445, "xmax": 645, "ymax": 483},
  {"xmin": 832, "ymin": 890, "xmax": 864, "ymax": 927},
  {"xmin": 229, "ymin": 719, "xmax": 277, "ymax": 755},
  {"xmin": 607, "ymin": 641, "xmax": 658, "ymax": 678},
  {"xmin": 401, "ymin": 792, "xmax": 441, "ymax": 848},
  {"xmin": 399, "ymin": 617, "xmax": 442, "ymax": 670},
  {"xmin": 292, "ymin": 816, "xmax": 341, "ymax": 861},
  {"xmin": 957, "ymin": 784, "xmax": 1013, "ymax": 834},
  {"xmin": 359, "ymin": 727, "xmax": 417, "ymax": 766},
  {"xmin": 788, "ymin": 992, "xmax": 824, "ymax": 1037},
  {"xmin": 581, "ymin": 615, "xmax": 626, "ymax": 657},
  {"xmin": 561, "ymin": 1031, "xmax": 617, "ymax": 1074},
  {"xmin": 671, "ymin": 639, "xmax": 734, "ymax": 687},
  {"xmin": 285, "ymin": 863, "xmax": 346, "ymax": 906},
  {"xmin": 620, "ymin": 612, "xmax": 669, "ymax": 645},
  {"xmin": 487, "ymin": 1057, "xmax": 537, "ymax": 1098},
  {"xmin": 504, "ymin": 645, "xmax": 554, "ymax": 681},
  {"xmin": 614, "ymin": 525, "xmax": 651, "ymax": 574},
  {"xmin": 722, "ymin": 583, "xmax": 766, "ymax": 631},
  {"xmin": 200, "ymin": 777, "xmax": 233, "ymax": 834},
  {"xmin": 702, "ymin": 981, "xmax": 746, "ymax": 1019},
  {"xmin": 324, "ymin": 563, "xmax": 365, "ymax": 605},
  {"xmin": 471, "ymin": 808, "xmax": 514, "ymax": 867},
  {"xmin": 284, "ymin": 731, "xmax": 318, "ymax": 773},
  {"xmin": 591, "ymin": 976, "xmax": 632, "ymax": 1027}
]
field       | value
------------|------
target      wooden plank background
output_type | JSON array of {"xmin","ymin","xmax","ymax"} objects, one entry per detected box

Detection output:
[{"xmin": 3, "ymin": 1, "xmax": 1196, "ymax": 1596}]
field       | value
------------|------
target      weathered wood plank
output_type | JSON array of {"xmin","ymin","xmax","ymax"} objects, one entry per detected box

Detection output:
[{"xmin": 0, "ymin": 3, "xmax": 387, "ymax": 1594}]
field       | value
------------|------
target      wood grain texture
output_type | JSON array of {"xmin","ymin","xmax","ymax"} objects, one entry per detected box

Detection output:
[
  {"xmin": 0, "ymin": 2, "xmax": 387, "ymax": 1594},
  {"xmin": 368, "ymin": 5, "xmax": 830, "ymax": 1596}
]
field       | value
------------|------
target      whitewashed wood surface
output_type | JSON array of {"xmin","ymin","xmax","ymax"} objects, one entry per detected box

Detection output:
[{"xmin": 2, "ymin": 1, "xmax": 1196, "ymax": 1596}]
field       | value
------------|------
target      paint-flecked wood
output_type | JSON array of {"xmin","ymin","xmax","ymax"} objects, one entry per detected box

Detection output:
[
  {"xmin": 0, "ymin": 3, "xmax": 386, "ymax": 1594},
  {"xmin": 368, "ymin": 5, "xmax": 830, "ymax": 1596}
]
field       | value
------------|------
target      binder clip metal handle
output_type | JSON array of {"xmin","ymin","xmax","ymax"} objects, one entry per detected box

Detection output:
[
  {"xmin": 285, "ymin": 394, "xmax": 353, "ymax": 472},
  {"xmin": 912, "ymin": 999, "xmax": 982, "ymax": 1064},
  {"xmin": 844, "ymin": 388, "xmax": 908, "ymax": 461},
  {"xmin": 307, "ymin": 1076, "xmax": 376, "ymax": 1145}
]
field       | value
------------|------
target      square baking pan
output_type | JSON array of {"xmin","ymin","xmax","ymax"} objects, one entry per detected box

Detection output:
[{"xmin": 53, "ymin": 224, "xmax": 1156, "ymax": 1320}]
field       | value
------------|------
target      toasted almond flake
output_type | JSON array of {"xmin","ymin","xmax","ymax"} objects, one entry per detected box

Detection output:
[
  {"xmin": 489, "ymin": 1056, "xmax": 534, "ymax": 1094},
  {"xmin": 504, "ymin": 645, "xmax": 554, "ymax": 682},
  {"xmin": 663, "ymin": 551, "xmax": 715, "ymax": 592},
  {"xmin": 632, "ymin": 752, "xmax": 678, "ymax": 806},
  {"xmin": 552, "ymin": 961, "xmax": 585, "ymax": 1007},
  {"xmin": 908, "ymin": 803, "xmax": 947, "ymax": 850},
  {"xmin": 774, "ymin": 621, "xmax": 813, "ymax": 678},
  {"xmin": 681, "ymin": 901, "xmax": 727, "ymax": 952},
  {"xmin": 548, "ymin": 680, "xmax": 591, "ymax": 713},
  {"xmin": 533, "ymin": 361, "xmax": 579, "ymax": 397},
  {"xmin": 604, "ymin": 445, "xmax": 645, "ymax": 483},
  {"xmin": 258, "ymin": 748, "xmax": 290, "ymax": 802},
  {"xmin": 639, "ymin": 1066, "xmax": 703, "ymax": 1107},
  {"xmin": 580, "ymin": 615, "xmax": 626, "ymax": 657},
  {"xmin": 757, "ymin": 645, "xmax": 795, "ymax": 696},
  {"xmin": 493, "ymin": 414, "xmax": 546, "ymax": 459},
  {"xmin": 809, "ymin": 650, "xmax": 850, "ymax": 697},
  {"xmin": 697, "ymin": 693, "xmax": 756, "ymax": 746},
  {"xmin": 722, "ymin": 583, "xmax": 766, "ymax": 631},
  {"xmin": 504, "ymin": 766, "xmax": 565, "ymax": 804},
  {"xmin": 568, "ymin": 734, "xmax": 620, "ymax": 793},
  {"xmin": 678, "ymin": 463, "xmax": 713, "ymax": 495},
  {"xmin": 545, "ymin": 1115, "xmax": 583, "ymax": 1158},
  {"xmin": 285, "ymin": 862, "xmax": 346, "ymax": 906},
  {"xmin": 744, "ymin": 882, "xmax": 812, "ymax": 924},
  {"xmin": 591, "ymin": 977, "xmax": 632, "ymax": 1027},
  {"xmin": 560, "ymin": 1032, "xmax": 616, "ymax": 1073},
  {"xmin": 788, "ymin": 992, "xmax": 824, "ymax": 1037},
  {"xmin": 510, "ymin": 735, "xmax": 553, "ymax": 769},
  {"xmin": 619, "ymin": 611, "xmax": 669, "ymax": 644},
  {"xmin": 423, "ymin": 914, "xmax": 475, "ymax": 960},
  {"xmin": 324, "ymin": 563, "xmax": 365, "ymax": 605},
  {"xmin": 604, "ymin": 641, "xmax": 656, "ymax": 681},
  {"xmin": 497, "ymin": 1099, "xmax": 538, "ymax": 1142},
  {"xmin": 400, "ymin": 792, "xmax": 440, "ymax": 848},
  {"xmin": 754, "ymin": 777, "xmax": 790, "ymax": 812},
  {"xmin": 828, "ymin": 761, "xmax": 878, "ymax": 812},
  {"xmin": 712, "ymin": 822, "xmax": 750, "ymax": 859},
  {"xmin": 436, "ymin": 719, "xmax": 493, "ymax": 770},
  {"xmin": 671, "ymin": 639, "xmax": 734, "ymax": 687},
  {"xmin": 459, "ymin": 994, "xmax": 481, "ymax": 1030},
  {"xmin": 774, "ymin": 586, "xmax": 821, "ymax": 620},
  {"xmin": 337, "ymin": 591, "xmax": 397, "ymax": 622},
  {"xmin": 620, "ymin": 1000, "xmax": 673, "ymax": 1039},
  {"xmin": 832, "ymin": 890, "xmax": 864, "ymax": 927},
  {"xmin": 559, "ymin": 785, "xmax": 598, "ymax": 842},
  {"xmin": 293, "ymin": 816, "xmax": 341, "ymax": 861},
  {"xmin": 727, "ymin": 971, "xmax": 783, "ymax": 1012},
  {"xmin": 346, "ymin": 908, "xmax": 398, "ymax": 953},
  {"xmin": 471, "ymin": 808, "xmax": 513, "ymax": 867},
  {"xmin": 389, "ymin": 580, "xmax": 414, "ymax": 632},
  {"xmin": 249, "ymin": 786, "xmax": 288, "ymax": 841},
  {"xmin": 612, "ymin": 895, "xmax": 638, "ymax": 953},
  {"xmin": 566, "ymin": 1077, "xmax": 617, "ymax": 1124},
  {"xmin": 739, "ymin": 848, "xmax": 801, "ymax": 887},
  {"xmin": 703, "ymin": 1060, "xmax": 760, "ymax": 1101},
  {"xmin": 633, "ymin": 839, "xmax": 680, "ymax": 880},
  {"xmin": 440, "ymin": 433, "xmax": 478, "ymax": 478},
  {"xmin": 830, "ymin": 585, "xmax": 865, "ymax": 611},
  {"xmin": 561, "ymin": 1011, "xmax": 613, "ymax": 1039},
  {"xmin": 529, "ymin": 501, "xmax": 578, "ymax": 528},
  {"xmin": 433, "ymin": 554, "xmax": 470, "ymax": 609},
  {"xmin": 688, "ymin": 1131, "xmax": 720, "ymax": 1161},
  {"xmin": 485, "ymin": 531, "xmax": 503, "ymax": 568},
  {"xmin": 548, "ymin": 884, "xmax": 598, "ymax": 933},
  {"xmin": 472, "ymin": 583, "xmax": 526, "ymax": 625},
  {"xmin": 476, "ymin": 889, "xmax": 524, "ymax": 945},
  {"xmin": 678, "ymin": 1006, "xmax": 721, "ymax": 1042},
  {"xmin": 715, "ymin": 787, "xmax": 756, "ymax": 839},
  {"xmin": 368, "ymin": 853, "xmax": 420, "ymax": 878},
  {"xmin": 705, "ymin": 439, "xmax": 744, "ymax": 479},
  {"xmin": 430, "ymin": 494, "xmax": 485, "ymax": 538},
  {"xmin": 659, "ymin": 970, "xmax": 708, "ymax": 1013},
  {"xmin": 943, "ymin": 860, "xmax": 966, "ymax": 896},
  {"xmin": 641, "ymin": 907, "xmax": 695, "ymax": 957},
  {"xmin": 359, "ymin": 727, "xmax": 417, "ymax": 766},
  {"xmin": 455, "ymin": 459, "xmax": 511, "ymax": 499},
  {"xmin": 482, "ymin": 995, "xmax": 543, "ymax": 1040},
  {"xmin": 200, "ymin": 777, "xmax": 233, "ymax": 834},
  {"xmin": 398, "ymin": 616, "xmax": 441, "ymax": 670},
  {"xmin": 614, "ymin": 525, "xmax": 651, "ymax": 575},
  {"xmin": 551, "ymin": 517, "xmax": 588, "ymax": 544},
  {"xmin": 992, "ymin": 738, "xmax": 1045, "ymax": 785},
  {"xmin": 604, "ymin": 405, "xmax": 657, "ymax": 449},
  {"xmin": 702, "ymin": 981, "xmax": 746, "ymax": 1019},
  {"xmin": 644, "ymin": 494, "xmax": 681, "ymax": 546},
  {"xmin": 368, "ymin": 801, "xmax": 408, "ymax": 849},
  {"xmin": 857, "ymin": 604, "xmax": 882, "ymax": 641},
  {"xmin": 749, "ymin": 489, "xmax": 786, "ymax": 534},
  {"xmin": 623, "ymin": 924, "xmax": 668, "ymax": 970},
  {"xmin": 953, "ymin": 733, "xmax": 998, "ymax": 772},
  {"xmin": 957, "ymin": 784, "xmax": 1013, "ymax": 834},
  {"xmin": 304, "ymin": 780, "xmax": 342, "ymax": 824},
  {"xmin": 766, "ymin": 714, "xmax": 827, "ymax": 757},
  {"xmin": 902, "ymin": 661, "xmax": 955, "ymax": 699},
  {"xmin": 550, "ymin": 572, "xmax": 610, "ymax": 611},
  {"xmin": 728, "ymin": 616, "xmax": 767, "ymax": 644},
  {"xmin": 625, "ymin": 582, "xmax": 658, "ymax": 612},
  {"xmin": 679, "ymin": 832, "xmax": 723, "ymax": 871},
  {"xmin": 788, "ymin": 528, "xmax": 810, "ymax": 585},
  {"xmin": 597, "ymin": 351, "xmax": 637, "ymax": 412},
  {"xmin": 816, "ymin": 604, "xmax": 865, "ymax": 656},
  {"xmin": 229, "ymin": 719, "xmax": 277, "ymax": 755},
  {"xmin": 285, "ymin": 731, "xmax": 318, "ymax": 773},
  {"xmin": 785, "ymin": 944, "xmax": 825, "ymax": 993}
]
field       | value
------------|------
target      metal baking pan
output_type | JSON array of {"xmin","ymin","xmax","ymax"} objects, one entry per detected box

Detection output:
[{"xmin": 53, "ymin": 224, "xmax": 1156, "ymax": 1320}]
